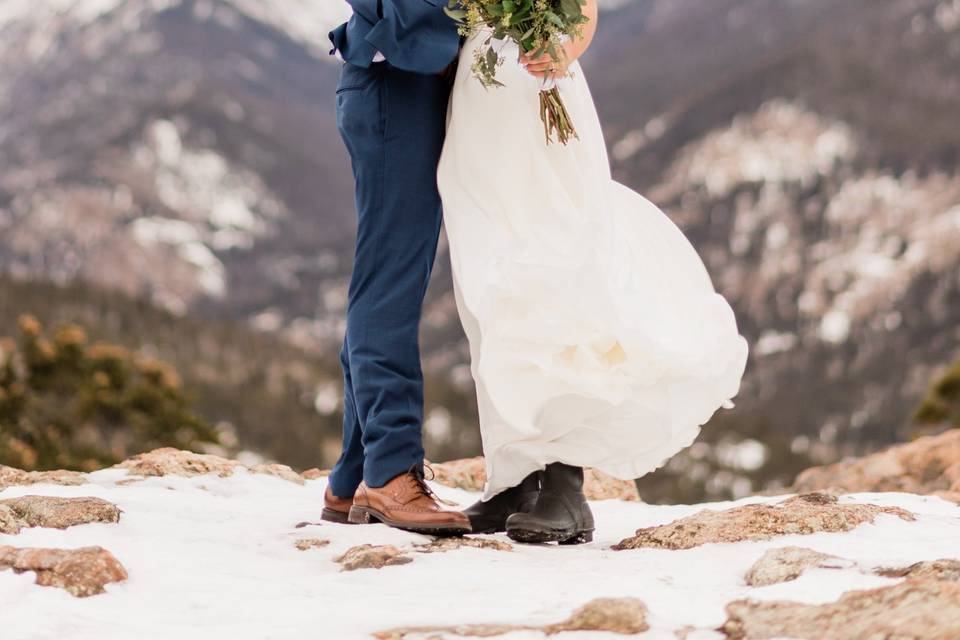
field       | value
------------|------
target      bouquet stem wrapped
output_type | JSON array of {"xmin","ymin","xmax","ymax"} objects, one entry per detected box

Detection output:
[{"xmin": 446, "ymin": 0, "xmax": 589, "ymax": 145}]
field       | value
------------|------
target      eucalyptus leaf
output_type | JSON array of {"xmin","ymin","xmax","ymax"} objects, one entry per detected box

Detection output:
[
  {"xmin": 486, "ymin": 47, "xmax": 499, "ymax": 70},
  {"xmin": 560, "ymin": 0, "xmax": 580, "ymax": 17}
]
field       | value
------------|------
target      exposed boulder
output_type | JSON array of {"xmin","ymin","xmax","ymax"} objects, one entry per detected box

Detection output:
[
  {"xmin": 614, "ymin": 493, "xmax": 915, "ymax": 550},
  {"xmin": 334, "ymin": 545, "xmax": 413, "ymax": 572},
  {"xmin": 415, "ymin": 537, "xmax": 513, "ymax": 554},
  {"xmin": 427, "ymin": 457, "xmax": 487, "ymax": 492},
  {"xmin": 744, "ymin": 546, "xmax": 855, "ymax": 586},
  {"xmin": 721, "ymin": 580, "xmax": 960, "ymax": 639},
  {"xmin": 114, "ymin": 448, "xmax": 302, "ymax": 484},
  {"xmin": 429, "ymin": 457, "xmax": 641, "ymax": 502},
  {"xmin": 544, "ymin": 598, "xmax": 650, "ymax": 635},
  {"xmin": 301, "ymin": 468, "xmax": 329, "ymax": 480},
  {"xmin": 248, "ymin": 463, "xmax": 304, "ymax": 485},
  {"xmin": 791, "ymin": 430, "xmax": 960, "ymax": 503},
  {"xmin": 877, "ymin": 559, "xmax": 960, "ymax": 582},
  {"xmin": 374, "ymin": 597, "xmax": 648, "ymax": 639},
  {"xmin": 0, "ymin": 496, "xmax": 121, "ymax": 535},
  {"xmin": 0, "ymin": 466, "xmax": 87, "ymax": 490},
  {"xmin": 583, "ymin": 468, "xmax": 643, "ymax": 502},
  {"xmin": 0, "ymin": 545, "xmax": 128, "ymax": 597},
  {"xmin": 116, "ymin": 448, "xmax": 240, "ymax": 477},
  {"xmin": 293, "ymin": 538, "xmax": 329, "ymax": 551}
]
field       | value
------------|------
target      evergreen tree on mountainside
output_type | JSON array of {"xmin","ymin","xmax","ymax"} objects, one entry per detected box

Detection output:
[
  {"xmin": 914, "ymin": 358, "xmax": 960, "ymax": 431},
  {"xmin": 0, "ymin": 276, "xmax": 482, "ymax": 472},
  {"xmin": 0, "ymin": 315, "xmax": 218, "ymax": 471}
]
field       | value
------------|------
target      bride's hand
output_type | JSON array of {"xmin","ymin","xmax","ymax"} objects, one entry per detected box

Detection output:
[
  {"xmin": 519, "ymin": 45, "xmax": 573, "ymax": 80},
  {"xmin": 520, "ymin": 0, "xmax": 598, "ymax": 80}
]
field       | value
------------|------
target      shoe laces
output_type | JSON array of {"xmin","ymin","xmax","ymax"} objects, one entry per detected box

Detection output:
[{"xmin": 407, "ymin": 464, "xmax": 457, "ymax": 507}]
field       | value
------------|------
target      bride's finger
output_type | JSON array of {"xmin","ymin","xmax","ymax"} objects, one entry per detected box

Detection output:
[
  {"xmin": 523, "ymin": 60, "xmax": 556, "ymax": 71},
  {"xmin": 519, "ymin": 51, "xmax": 553, "ymax": 65},
  {"xmin": 524, "ymin": 64, "xmax": 553, "ymax": 74}
]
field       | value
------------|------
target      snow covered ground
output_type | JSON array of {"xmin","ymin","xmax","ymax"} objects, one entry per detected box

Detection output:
[{"xmin": 1, "ymin": 469, "xmax": 958, "ymax": 639}]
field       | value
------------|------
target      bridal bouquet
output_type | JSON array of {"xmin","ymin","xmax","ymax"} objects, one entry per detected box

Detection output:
[{"xmin": 445, "ymin": 0, "xmax": 590, "ymax": 145}]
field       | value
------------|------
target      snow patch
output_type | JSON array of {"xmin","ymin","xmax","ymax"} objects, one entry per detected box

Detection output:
[
  {"xmin": 612, "ymin": 116, "xmax": 669, "ymax": 162},
  {"xmin": 805, "ymin": 173, "xmax": 960, "ymax": 342},
  {"xmin": 2, "ymin": 474, "xmax": 957, "ymax": 638},
  {"xmin": 131, "ymin": 217, "xmax": 226, "ymax": 297},
  {"xmin": 224, "ymin": 0, "xmax": 352, "ymax": 58},
  {"xmin": 936, "ymin": 0, "xmax": 960, "ymax": 32},
  {"xmin": 820, "ymin": 310, "xmax": 852, "ymax": 344},
  {"xmin": 661, "ymin": 100, "xmax": 857, "ymax": 198},
  {"xmin": 755, "ymin": 330, "xmax": 798, "ymax": 356}
]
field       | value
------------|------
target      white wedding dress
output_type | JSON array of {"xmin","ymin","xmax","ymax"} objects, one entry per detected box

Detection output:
[{"xmin": 438, "ymin": 35, "xmax": 749, "ymax": 500}]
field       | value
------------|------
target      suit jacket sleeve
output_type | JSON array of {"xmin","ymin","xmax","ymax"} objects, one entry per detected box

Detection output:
[{"xmin": 334, "ymin": 0, "xmax": 460, "ymax": 74}]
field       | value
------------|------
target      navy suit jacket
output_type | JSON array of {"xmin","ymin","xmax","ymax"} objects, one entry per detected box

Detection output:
[{"xmin": 329, "ymin": 0, "xmax": 461, "ymax": 74}]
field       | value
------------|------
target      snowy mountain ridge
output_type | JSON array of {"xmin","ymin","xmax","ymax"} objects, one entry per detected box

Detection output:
[{"xmin": 0, "ymin": 0, "xmax": 352, "ymax": 60}]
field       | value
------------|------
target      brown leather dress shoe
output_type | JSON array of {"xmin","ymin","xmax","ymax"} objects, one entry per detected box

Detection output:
[
  {"xmin": 348, "ymin": 468, "xmax": 472, "ymax": 536},
  {"xmin": 321, "ymin": 485, "xmax": 354, "ymax": 524}
]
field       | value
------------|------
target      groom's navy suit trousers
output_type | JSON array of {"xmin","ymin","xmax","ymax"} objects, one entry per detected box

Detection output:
[{"xmin": 327, "ymin": 0, "xmax": 459, "ymax": 497}]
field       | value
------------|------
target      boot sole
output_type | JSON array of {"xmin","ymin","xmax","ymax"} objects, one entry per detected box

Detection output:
[
  {"xmin": 466, "ymin": 517, "xmax": 507, "ymax": 535},
  {"xmin": 320, "ymin": 507, "xmax": 355, "ymax": 525},
  {"xmin": 507, "ymin": 527, "xmax": 594, "ymax": 545},
  {"xmin": 348, "ymin": 505, "xmax": 471, "ymax": 537}
]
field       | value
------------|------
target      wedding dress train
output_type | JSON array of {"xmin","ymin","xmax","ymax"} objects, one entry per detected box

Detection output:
[{"xmin": 438, "ymin": 35, "xmax": 749, "ymax": 499}]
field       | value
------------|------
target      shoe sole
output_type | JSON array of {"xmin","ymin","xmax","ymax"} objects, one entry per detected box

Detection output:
[
  {"xmin": 320, "ymin": 507, "xmax": 355, "ymax": 524},
  {"xmin": 506, "ymin": 527, "xmax": 594, "ymax": 545},
  {"xmin": 348, "ymin": 505, "xmax": 471, "ymax": 537}
]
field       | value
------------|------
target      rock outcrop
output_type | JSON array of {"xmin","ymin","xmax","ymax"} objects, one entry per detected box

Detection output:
[
  {"xmin": 0, "ymin": 466, "xmax": 87, "ymax": 490},
  {"xmin": 0, "ymin": 496, "xmax": 121, "ymax": 535},
  {"xmin": 374, "ymin": 597, "xmax": 649, "ymax": 639},
  {"xmin": 745, "ymin": 549, "xmax": 960, "ymax": 587},
  {"xmin": 428, "ymin": 457, "xmax": 641, "ymax": 502},
  {"xmin": 294, "ymin": 538, "xmax": 329, "ymax": 551},
  {"xmin": 334, "ymin": 545, "xmax": 413, "ymax": 572},
  {"xmin": 114, "ymin": 448, "xmax": 303, "ymax": 485},
  {"xmin": 791, "ymin": 430, "xmax": 960, "ymax": 503},
  {"xmin": 0, "ymin": 545, "xmax": 128, "ymax": 597},
  {"xmin": 878, "ymin": 559, "xmax": 960, "ymax": 582},
  {"xmin": 721, "ymin": 580, "xmax": 960, "ymax": 639},
  {"xmin": 614, "ymin": 493, "xmax": 915, "ymax": 551},
  {"xmin": 743, "ymin": 546, "xmax": 854, "ymax": 587},
  {"xmin": 300, "ymin": 468, "xmax": 329, "ymax": 480},
  {"xmin": 415, "ymin": 538, "xmax": 513, "ymax": 554}
]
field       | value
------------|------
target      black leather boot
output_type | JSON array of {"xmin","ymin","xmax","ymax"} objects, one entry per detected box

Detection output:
[
  {"xmin": 505, "ymin": 463, "xmax": 594, "ymax": 545},
  {"xmin": 463, "ymin": 472, "xmax": 539, "ymax": 534}
]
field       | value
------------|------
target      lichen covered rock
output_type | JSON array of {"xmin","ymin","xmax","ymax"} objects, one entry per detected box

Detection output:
[
  {"xmin": 115, "ymin": 448, "xmax": 302, "ymax": 484},
  {"xmin": 877, "ymin": 559, "xmax": 960, "ymax": 582},
  {"xmin": 0, "ymin": 545, "xmax": 128, "ymax": 597},
  {"xmin": 721, "ymin": 579, "xmax": 960, "ymax": 639},
  {"xmin": 294, "ymin": 538, "xmax": 329, "ymax": 551},
  {"xmin": 791, "ymin": 430, "xmax": 960, "ymax": 503},
  {"xmin": 744, "ymin": 546, "xmax": 854, "ymax": 586},
  {"xmin": 544, "ymin": 597, "xmax": 649, "ymax": 635},
  {"xmin": 334, "ymin": 544, "xmax": 413, "ymax": 572},
  {"xmin": 0, "ymin": 466, "xmax": 87, "ymax": 490},
  {"xmin": 248, "ymin": 463, "xmax": 304, "ymax": 485},
  {"xmin": 614, "ymin": 493, "xmax": 915, "ymax": 550},
  {"xmin": 415, "ymin": 537, "xmax": 513, "ymax": 554},
  {"xmin": 374, "ymin": 597, "xmax": 648, "ymax": 638},
  {"xmin": 0, "ymin": 496, "xmax": 121, "ymax": 534}
]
